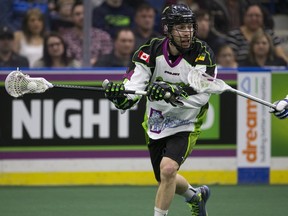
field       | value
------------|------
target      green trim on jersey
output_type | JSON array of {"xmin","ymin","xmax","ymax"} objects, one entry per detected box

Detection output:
[
  {"xmin": 194, "ymin": 103, "xmax": 209, "ymax": 133},
  {"xmin": 194, "ymin": 39, "xmax": 215, "ymax": 66},
  {"xmin": 142, "ymin": 109, "xmax": 150, "ymax": 145},
  {"xmin": 132, "ymin": 37, "xmax": 166, "ymax": 66},
  {"xmin": 128, "ymin": 36, "xmax": 216, "ymax": 141},
  {"xmin": 182, "ymin": 131, "xmax": 200, "ymax": 163}
]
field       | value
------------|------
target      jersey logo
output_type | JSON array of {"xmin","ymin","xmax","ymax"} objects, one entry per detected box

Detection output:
[
  {"xmin": 164, "ymin": 70, "xmax": 180, "ymax": 76},
  {"xmin": 196, "ymin": 53, "xmax": 206, "ymax": 61},
  {"xmin": 138, "ymin": 51, "xmax": 150, "ymax": 63},
  {"xmin": 148, "ymin": 108, "xmax": 192, "ymax": 134}
]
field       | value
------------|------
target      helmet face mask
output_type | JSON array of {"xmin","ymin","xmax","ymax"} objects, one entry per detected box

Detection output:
[
  {"xmin": 162, "ymin": 4, "xmax": 197, "ymax": 53},
  {"xmin": 170, "ymin": 23, "xmax": 195, "ymax": 50}
]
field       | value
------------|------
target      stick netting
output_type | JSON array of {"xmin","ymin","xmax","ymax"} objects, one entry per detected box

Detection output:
[
  {"xmin": 188, "ymin": 71, "xmax": 232, "ymax": 94},
  {"xmin": 5, "ymin": 70, "xmax": 52, "ymax": 98}
]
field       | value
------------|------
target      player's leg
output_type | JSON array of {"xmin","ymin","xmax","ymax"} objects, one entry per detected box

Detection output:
[
  {"xmin": 148, "ymin": 132, "xmax": 195, "ymax": 215},
  {"xmin": 175, "ymin": 173, "xmax": 196, "ymax": 197},
  {"xmin": 148, "ymin": 138, "xmax": 172, "ymax": 216},
  {"xmin": 175, "ymin": 173, "xmax": 210, "ymax": 216},
  {"xmin": 171, "ymin": 132, "xmax": 210, "ymax": 216},
  {"xmin": 155, "ymin": 156, "xmax": 179, "ymax": 211},
  {"xmin": 166, "ymin": 131, "xmax": 196, "ymax": 198},
  {"xmin": 148, "ymin": 132, "xmax": 210, "ymax": 216},
  {"xmin": 170, "ymin": 142, "xmax": 197, "ymax": 202}
]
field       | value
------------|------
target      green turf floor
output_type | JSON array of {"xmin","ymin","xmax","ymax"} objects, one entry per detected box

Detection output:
[{"xmin": 0, "ymin": 185, "xmax": 287, "ymax": 216}]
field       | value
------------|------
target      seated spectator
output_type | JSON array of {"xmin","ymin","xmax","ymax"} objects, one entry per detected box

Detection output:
[
  {"xmin": 0, "ymin": 0, "xmax": 50, "ymax": 31},
  {"xmin": 144, "ymin": 0, "xmax": 170, "ymax": 33},
  {"xmin": 91, "ymin": 0, "xmax": 105, "ymax": 8},
  {"xmin": 13, "ymin": 8, "xmax": 46, "ymax": 67},
  {"xmin": 94, "ymin": 28, "xmax": 135, "ymax": 67},
  {"xmin": 0, "ymin": 25, "xmax": 29, "ymax": 68},
  {"xmin": 33, "ymin": 32, "xmax": 81, "ymax": 68},
  {"xmin": 195, "ymin": 9, "xmax": 226, "ymax": 54},
  {"xmin": 0, "ymin": 0, "xmax": 14, "ymax": 29},
  {"xmin": 125, "ymin": 0, "xmax": 148, "ymax": 9},
  {"xmin": 49, "ymin": 0, "xmax": 75, "ymax": 34},
  {"xmin": 209, "ymin": 0, "xmax": 248, "ymax": 35},
  {"xmin": 216, "ymin": 44, "xmax": 238, "ymax": 68},
  {"xmin": 177, "ymin": 0, "xmax": 208, "ymax": 12},
  {"xmin": 62, "ymin": 1, "xmax": 113, "ymax": 65},
  {"xmin": 133, "ymin": 3, "xmax": 162, "ymax": 49},
  {"xmin": 92, "ymin": 0, "xmax": 134, "ymax": 38},
  {"xmin": 238, "ymin": 31, "xmax": 287, "ymax": 68},
  {"xmin": 226, "ymin": 4, "xmax": 288, "ymax": 63}
]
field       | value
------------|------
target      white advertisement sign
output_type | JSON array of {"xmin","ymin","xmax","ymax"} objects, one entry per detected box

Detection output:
[{"xmin": 237, "ymin": 72, "xmax": 271, "ymax": 167}]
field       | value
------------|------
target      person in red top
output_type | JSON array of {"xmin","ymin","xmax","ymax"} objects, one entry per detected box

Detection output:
[{"xmin": 62, "ymin": 1, "xmax": 113, "ymax": 66}]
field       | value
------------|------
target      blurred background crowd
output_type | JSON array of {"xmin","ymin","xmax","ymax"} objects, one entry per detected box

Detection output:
[{"xmin": 0, "ymin": 0, "xmax": 287, "ymax": 69}]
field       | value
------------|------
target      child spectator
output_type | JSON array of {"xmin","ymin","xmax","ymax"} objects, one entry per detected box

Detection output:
[{"xmin": 33, "ymin": 32, "xmax": 80, "ymax": 68}]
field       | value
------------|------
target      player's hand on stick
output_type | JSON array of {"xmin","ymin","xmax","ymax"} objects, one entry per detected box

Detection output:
[
  {"xmin": 146, "ymin": 81, "xmax": 188, "ymax": 107},
  {"xmin": 103, "ymin": 81, "xmax": 125, "ymax": 99},
  {"xmin": 269, "ymin": 96, "xmax": 288, "ymax": 119},
  {"xmin": 102, "ymin": 80, "xmax": 129, "ymax": 110}
]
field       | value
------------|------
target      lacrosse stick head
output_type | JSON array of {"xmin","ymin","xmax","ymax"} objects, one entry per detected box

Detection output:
[
  {"xmin": 5, "ymin": 69, "xmax": 53, "ymax": 98},
  {"xmin": 187, "ymin": 70, "xmax": 232, "ymax": 94}
]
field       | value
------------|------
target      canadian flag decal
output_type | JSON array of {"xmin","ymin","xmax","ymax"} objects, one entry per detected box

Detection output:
[{"xmin": 138, "ymin": 51, "xmax": 150, "ymax": 63}]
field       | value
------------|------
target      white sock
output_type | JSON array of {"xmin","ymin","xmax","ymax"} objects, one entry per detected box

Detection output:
[
  {"xmin": 154, "ymin": 207, "xmax": 168, "ymax": 216},
  {"xmin": 181, "ymin": 185, "xmax": 196, "ymax": 201}
]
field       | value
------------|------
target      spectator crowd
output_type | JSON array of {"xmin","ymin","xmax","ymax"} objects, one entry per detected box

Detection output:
[{"xmin": 0, "ymin": 0, "xmax": 288, "ymax": 69}]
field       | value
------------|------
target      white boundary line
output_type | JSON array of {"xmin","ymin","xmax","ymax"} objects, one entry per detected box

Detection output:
[{"xmin": 0, "ymin": 158, "xmax": 236, "ymax": 173}]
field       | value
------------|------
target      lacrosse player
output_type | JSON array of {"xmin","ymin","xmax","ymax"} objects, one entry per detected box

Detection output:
[{"xmin": 104, "ymin": 4, "xmax": 215, "ymax": 216}]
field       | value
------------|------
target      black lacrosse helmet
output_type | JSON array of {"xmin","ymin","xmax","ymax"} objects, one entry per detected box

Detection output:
[{"xmin": 162, "ymin": 4, "xmax": 197, "ymax": 52}]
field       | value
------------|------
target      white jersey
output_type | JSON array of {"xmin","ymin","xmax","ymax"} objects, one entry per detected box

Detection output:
[{"xmin": 122, "ymin": 37, "xmax": 217, "ymax": 140}]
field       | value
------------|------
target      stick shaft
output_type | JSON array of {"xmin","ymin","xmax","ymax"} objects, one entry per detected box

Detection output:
[
  {"xmin": 53, "ymin": 84, "xmax": 148, "ymax": 96},
  {"xmin": 228, "ymin": 88, "xmax": 276, "ymax": 109}
]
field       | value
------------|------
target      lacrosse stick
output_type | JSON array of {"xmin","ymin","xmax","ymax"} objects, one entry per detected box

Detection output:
[
  {"xmin": 5, "ymin": 69, "xmax": 153, "ymax": 98},
  {"xmin": 188, "ymin": 71, "xmax": 277, "ymax": 109}
]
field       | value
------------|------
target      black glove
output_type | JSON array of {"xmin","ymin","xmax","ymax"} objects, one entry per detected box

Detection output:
[
  {"xmin": 104, "ymin": 81, "xmax": 125, "ymax": 100},
  {"xmin": 103, "ymin": 81, "xmax": 129, "ymax": 109},
  {"xmin": 146, "ymin": 81, "xmax": 188, "ymax": 106}
]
